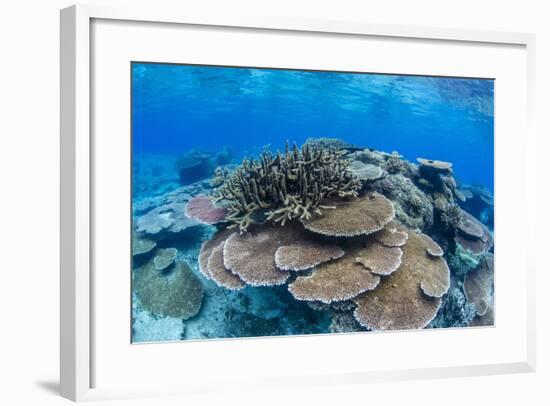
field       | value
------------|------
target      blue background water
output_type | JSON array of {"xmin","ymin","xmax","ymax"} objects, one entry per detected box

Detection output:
[{"xmin": 132, "ymin": 63, "xmax": 494, "ymax": 190}]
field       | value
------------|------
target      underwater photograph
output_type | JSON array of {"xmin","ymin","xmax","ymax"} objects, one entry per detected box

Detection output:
[{"xmin": 131, "ymin": 62, "xmax": 495, "ymax": 343}]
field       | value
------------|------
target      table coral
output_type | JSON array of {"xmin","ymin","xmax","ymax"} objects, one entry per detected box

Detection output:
[
  {"xmin": 198, "ymin": 228, "xmax": 234, "ymax": 280},
  {"xmin": 275, "ymin": 241, "xmax": 344, "ymax": 271},
  {"xmin": 417, "ymin": 157, "xmax": 453, "ymax": 171},
  {"xmin": 373, "ymin": 223, "xmax": 408, "ymax": 247},
  {"xmin": 353, "ymin": 230, "xmax": 450, "ymax": 330},
  {"xmin": 288, "ymin": 245, "xmax": 382, "ymax": 304},
  {"xmin": 207, "ymin": 241, "xmax": 246, "ymax": 290},
  {"xmin": 223, "ymin": 223, "xmax": 303, "ymax": 286},
  {"xmin": 301, "ymin": 192, "xmax": 395, "ymax": 237},
  {"xmin": 288, "ymin": 236, "xmax": 403, "ymax": 304}
]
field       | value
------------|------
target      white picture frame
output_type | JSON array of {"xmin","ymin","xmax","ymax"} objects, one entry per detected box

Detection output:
[{"xmin": 60, "ymin": 4, "xmax": 537, "ymax": 402}]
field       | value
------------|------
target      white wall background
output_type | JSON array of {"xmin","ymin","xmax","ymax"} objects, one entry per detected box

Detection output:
[{"xmin": 0, "ymin": 0, "xmax": 547, "ymax": 405}]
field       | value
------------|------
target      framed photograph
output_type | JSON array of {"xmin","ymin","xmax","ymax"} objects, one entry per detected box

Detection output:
[{"xmin": 60, "ymin": 4, "xmax": 536, "ymax": 402}]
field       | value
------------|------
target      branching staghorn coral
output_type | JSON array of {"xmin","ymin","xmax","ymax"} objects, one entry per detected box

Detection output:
[{"xmin": 212, "ymin": 143, "xmax": 361, "ymax": 232}]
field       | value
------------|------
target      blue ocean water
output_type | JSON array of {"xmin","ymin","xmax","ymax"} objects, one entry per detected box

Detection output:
[{"xmin": 132, "ymin": 62, "xmax": 494, "ymax": 190}]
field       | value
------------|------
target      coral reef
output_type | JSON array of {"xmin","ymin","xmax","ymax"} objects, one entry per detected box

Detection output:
[
  {"xmin": 132, "ymin": 141, "xmax": 493, "ymax": 340},
  {"xmin": 185, "ymin": 194, "xmax": 228, "ymax": 225},
  {"xmin": 134, "ymin": 259, "xmax": 204, "ymax": 319},
  {"xmin": 212, "ymin": 143, "xmax": 361, "ymax": 232}
]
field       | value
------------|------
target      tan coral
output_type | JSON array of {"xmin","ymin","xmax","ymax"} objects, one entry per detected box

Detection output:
[
  {"xmin": 223, "ymin": 223, "xmax": 304, "ymax": 286},
  {"xmin": 418, "ymin": 234, "xmax": 444, "ymax": 257},
  {"xmin": 301, "ymin": 192, "xmax": 395, "ymax": 237},
  {"xmin": 355, "ymin": 240, "xmax": 402, "ymax": 276},
  {"xmin": 288, "ymin": 246, "xmax": 381, "ymax": 304},
  {"xmin": 352, "ymin": 230, "xmax": 450, "ymax": 331},
  {"xmin": 207, "ymin": 241, "xmax": 246, "ymax": 290},
  {"xmin": 198, "ymin": 228, "xmax": 234, "ymax": 280},
  {"xmin": 464, "ymin": 253, "xmax": 494, "ymax": 316},
  {"xmin": 288, "ymin": 237, "xmax": 402, "ymax": 303},
  {"xmin": 275, "ymin": 242, "xmax": 344, "ymax": 271},
  {"xmin": 374, "ymin": 223, "xmax": 408, "ymax": 247}
]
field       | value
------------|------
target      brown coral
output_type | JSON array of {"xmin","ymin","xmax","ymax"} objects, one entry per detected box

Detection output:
[
  {"xmin": 355, "ymin": 241, "xmax": 402, "ymax": 276},
  {"xmin": 134, "ymin": 260, "xmax": 203, "ymax": 319},
  {"xmin": 374, "ymin": 223, "xmax": 408, "ymax": 247},
  {"xmin": 198, "ymin": 228, "xmax": 234, "ymax": 280},
  {"xmin": 275, "ymin": 242, "xmax": 344, "ymax": 271},
  {"xmin": 418, "ymin": 234, "xmax": 444, "ymax": 257},
  {"xmin": 223, "ymin": 223, "xmax": 304, "ymax": 286},
  {"xmin": 464, "ymin": 253, "xmax": 494, "ymax": 316},
  {"xmin": 353, "ymin": 230, "xmax": 450, "ymax": 330},
  {"xmin": 288, "ymin": 246, "xmax": 381, "ymax": 304},
  {"xmin": 287, "ymin": 237, "xmax": 403, "ymax": 303},
  {"xmin": 207, "ymin": 242, "xmax": 246, "ymax": 290},
  {"xmin": 301, "ymin": 192, "xmax": 395, "ymax": 237}
]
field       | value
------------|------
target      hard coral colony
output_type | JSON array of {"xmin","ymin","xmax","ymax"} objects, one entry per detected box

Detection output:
[
  {"xmin": 132, "ymin": 138, "xmax": 494, "ymax": 340},
  {"xmin": 212, "ymin": 143, "xmax": 361, "ymax": 232}
]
